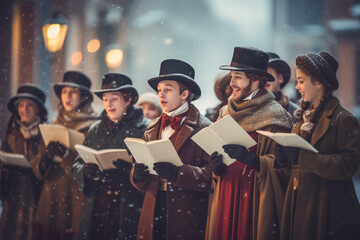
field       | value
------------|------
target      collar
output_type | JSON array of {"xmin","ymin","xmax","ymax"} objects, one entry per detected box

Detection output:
[
  {"xmin": 244, "ymin": 88, "xmax": 260, "ymax": 101},
  {"xmin": 163, "ymin": 101, "xmax": 189, "ymax": 117}
]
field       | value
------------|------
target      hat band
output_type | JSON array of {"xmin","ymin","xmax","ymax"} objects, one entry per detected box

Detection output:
[
  {"xmin": 102, "ymin": 83, "xmax": 121, "ymax": 90},
  {"xmin": 231, "ymin": 62, "xmax": 259, "ymax": 69}
]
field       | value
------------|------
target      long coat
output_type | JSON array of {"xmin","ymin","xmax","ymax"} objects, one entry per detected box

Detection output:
[
  {"xmin": 281, "ymin": 96, "xmax": 360, "ymax": 240},
  {"xmin": 0, "ymin": 118, "xmax": 44, "ymax": 240},
  {"xmin": 72, "ymin": 107, "xmax": 149, "ymax": 240},
  {"xmin": 32, "ymin": 106, "xmax": 98, "ymax": 238},
  {"xmin": 130, "ymin": 104, "xmax": 212, "ymax": 240}
]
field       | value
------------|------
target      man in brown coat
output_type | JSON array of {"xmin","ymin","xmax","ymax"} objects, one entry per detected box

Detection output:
[
  {"xmin": 130, "ymin": 59, "xmax": 212, "ymax": 240},
  {"xmin": 206, "ymin": 47, "xmax": 293, "ymax": 240}
]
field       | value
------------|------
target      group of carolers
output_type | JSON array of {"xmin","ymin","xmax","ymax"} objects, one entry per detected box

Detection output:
[{"xmin": 1, "ymin": 46, "xmax": 360, "ymax": 240}]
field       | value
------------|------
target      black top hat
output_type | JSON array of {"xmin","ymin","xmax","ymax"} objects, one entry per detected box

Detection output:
[
  {"xmin": 8, "ymin": 83, "xmax": 47, "ymax": 121},
  {"xmin": 94, "ymin": 73, "xmax": 139, "ymax": 104},
  {"xmin": 296, "ymin": 51, "xmax": 339, "ymax": 91},
  {"xmin": 267, "ymin": 52, "xmax": 291, "ymax": 88},
  {"xmin": 54, "ymin": 71, "xmax": 93, "ymax": 103},
  {"xmin": 147, "ymin": 59, "xmax": 201, "ymax": 100},
  {"xmin": 220, "ymin": 47, "xmax": 275, "ymax": 82}
]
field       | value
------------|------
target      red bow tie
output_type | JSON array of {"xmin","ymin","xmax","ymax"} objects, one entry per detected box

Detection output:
[{"xmin": 160, "ymin": 111, "xmax": 188, "ymax": 131}]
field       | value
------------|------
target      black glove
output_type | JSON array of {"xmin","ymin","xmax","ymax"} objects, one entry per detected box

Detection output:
[
  {"xmin": 83, "ymin": 163, "xmax": 101, "ymax": 180},
  {"xmin": 209, "ymin": 151, "xmax": 226, "ymax": 176},
  {"xmin": 46, "ymin": 141, "xmax": 67, "ymax": 158},
  {"xmin": 284, "ymin": 146, "xmax": 299, "ymax": 165},
  {"xmin": 112, "ymin": 159, "xmax": 132, "ymax": 173},
  {"xmin": 222, "ymin": 144, "xmax": 258, "ymax": 166},
  {"xmin": 274, "ymin": 144, "xmax": 289, "ymax": 164},
  {"xmin": 153, "ymin": 162, "xmax": 179, "ymax": 182},
  {"xmin": 133, "ymin": 163, "xmax": 149, "ymax": 182}
]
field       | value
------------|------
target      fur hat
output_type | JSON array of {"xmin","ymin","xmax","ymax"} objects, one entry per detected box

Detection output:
[
  {"xmin": 296, "ymin": 51, "xmax": 339, "ymax": 91},
  {"xmin": 267, "ymin": 52, "xmax": 291, "ymax": 89},
  {"xmin": 94, "ymin": 73, "xmax": 139, "ymax": 104},
  {"xmin": 8, "ymin": 83, "xmax": 47, "ymax": 121},
  {"xmin": 214, "ymin": 72, "xmax": 232, "ymax": 103},
  {"xmin": 220, "ymin": 47, "xmax": 275, "ymax": 82},
  {"xmin": 136, "ymin": 92, "xmax": 162, "ymax": 111},
  {"xmin": 54, "ymin": 71, "xmax": 93, "ymax": 103},
  {"xmin": 147, "ymin": 59, "xmax": 201, "ymax": 100}
]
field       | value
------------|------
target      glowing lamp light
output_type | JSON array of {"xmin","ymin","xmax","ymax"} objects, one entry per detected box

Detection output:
[
  {"xmin": 42, "ymin": 12, "xmax": 68, "ymax": 52},
  {"xmin": 87, "ymin": 39, "xmax": 100, "ymax": 53},
  {"xmin": 71, "ymin": 51, "xmax": 82, "ymax": 66},
  {"xmin": 106, "ymin": 49, "xmax": 123, "ymax": 69}
]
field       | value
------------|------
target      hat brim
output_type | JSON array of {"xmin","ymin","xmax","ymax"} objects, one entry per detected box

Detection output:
[
  {"xmin": 219, "ymin": 65, "xmax": 275, "ymax": 82},
  {"xmin": 54, "ymin": 82, "xmax": 93, "ymax": 103},
  {"xmin": 268, "ymin": 59, "xmax": 291, "ymax": 88},
  {"xmin": 94, "ymin": 85, "xmax": 139, "ymax": 105},
  {"xmin": 147, "ymin": 74, "xmax": 201, "ymax": 100},
  {"xmin": 8, "ymin": 94, "xmax": 47, "ymax": 118}
]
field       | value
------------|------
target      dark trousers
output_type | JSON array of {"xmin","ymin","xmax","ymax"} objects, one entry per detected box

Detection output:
[{"xmin": 153, "ymin": 191, "xmax": 167, "ymax": 240}]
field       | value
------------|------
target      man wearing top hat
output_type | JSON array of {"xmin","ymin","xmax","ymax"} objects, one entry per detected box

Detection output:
[
  {"xmin": 129, "ymin": 59, "xmax": 212, "ymax": 240},
  {"xmin": 206, "ymin": 47, "xmax": 293, "ymax": 240},
  {"xmin": 266, "ymin": 52, "xmax": 299, "ymax": 122}
]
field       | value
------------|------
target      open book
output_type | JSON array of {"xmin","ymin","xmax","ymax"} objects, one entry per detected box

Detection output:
[
  {"xmin": 191, "ymin": 115, "xmax": 257, "ymax": 165},
  {"xmin": 124, "ymin": 138, "xmax": 183, "ymax": 175},
  {"xmin": 39, "ymin": 124, "xmax": 85, "ymax": 150},
  {"xmin": 256, "ymin": 130, "xmax": 318, "ymax": 153},
  {"xmin": 75, "ymin": 144, "xmax": 132, "ymax": 171},
  {"xmin": 0, "ymin": 150, "xmax": 31, "ymax": 168}
]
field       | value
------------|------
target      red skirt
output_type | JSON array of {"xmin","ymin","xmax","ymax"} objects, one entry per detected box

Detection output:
[{"xmin": 215, "ymin": 161, "xmax": 255, "ymax": 240}]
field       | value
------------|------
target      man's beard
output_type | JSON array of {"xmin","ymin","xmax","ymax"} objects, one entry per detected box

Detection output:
[{"xmin": 233, "ymin": 81, "xmax": 252, "ymax": 103}]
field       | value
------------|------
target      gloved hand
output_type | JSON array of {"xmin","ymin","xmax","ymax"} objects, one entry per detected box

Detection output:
[
  {"xmin": 153, "ymin": 162, "xmax": 179, "ymax": 182},
  {"xmin": 284, "ymin": 146, "xmax": 299, "ymax": 165},
  {"xmin": 274, "ymin": 145, "xmax": 289, "ymax": 164},
  {"xmin": 209, "ymin": 151, "xmax": 226, "ymax": 176},
  {"xmin": 133, "ymin": 163, "xmax": 149, "ymax": 182},
  {"xmin": 46, "ymin": 141, "xmax": 67, "ymax": 158},
  {"xmin": 112, "ymin": 159, "xmax": 132, "ymax": 173},
  {"xmin": 84, "ymin": 163, "xmax": 101, "ymax": 180},
  {"xmin": 222, "ymin": 144, "xmax": 258, "ymax": 166}
]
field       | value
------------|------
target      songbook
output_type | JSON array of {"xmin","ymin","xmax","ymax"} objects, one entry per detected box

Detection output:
[
  {"xmin": 256, "ymin": 130, "xmax": 318, "ymax": 153},
  {"xmin": 39, "ymin": 124, "xmax": 85, "ymax": 150},
  {"xmin": 191, "ymin": 115, "xmax": 257, "ymax": 166},
  {"xmin": 75, "ymin": 144, "xmax": 132, "ymax": 171},
  {"xmin": 124, "ymin": 138, "xmax": 183, "ymax": 175},
  {"xmin": 0, "ymin": 150, "xmax": 31, "ymax": 168}
]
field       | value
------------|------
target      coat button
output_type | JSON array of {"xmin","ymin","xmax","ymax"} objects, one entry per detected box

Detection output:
[
  {"xmin": 114, "ymin": 191, "xmax": 119, "ymax": 196},
  {"xmin": 107, "ymin": 190, "xmax": 112, "ymax": 195},
  {"xmin": 293, "ymin": 177, "xmax": 299, "ymax": 190}
]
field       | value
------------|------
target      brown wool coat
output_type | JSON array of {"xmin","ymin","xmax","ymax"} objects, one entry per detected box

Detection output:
[
  {"xmin": 130, "ymin": 104, "xmax": 212, "ymax": 240},
  {"xmin": 0, "ymin": 120, "xmax": 45, "ymax": 240},
  {"xmin": 281, "ymin": 97, "xmax": 360, "ymax": 240},
  {"xmin": 33, "ymin": 107, "xmax": 97, "ymax": 234}
]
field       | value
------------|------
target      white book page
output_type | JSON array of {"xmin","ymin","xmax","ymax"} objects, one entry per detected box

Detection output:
[
  {"xmin": 96, "ymin": 149, "xmax": 132, "ymax": 170},
  {"xmin": 39, "ymin": 124, "xmax": 84, "ymax": 150},
  {"xmin": 124, "ymin": 138, "xmax": 157, "ymax": 175},
  {"xmin": 256, "ymin": 130, "xmax": 318, "ymax": 153},
  {"xmin": 75, "ymin": 144, "xmax": 102, "ymax": 170},
  {"xmin": 191, "ymin": 127, "xmax": 236, "ymax": 166},
  {"xmin": 0, "ymin": 150, "xmax": 31, "ymax": 168},
  {"xmin": 146, "ymin": 139, "xmax": 183, "ymax": 167},
  {"xmin": 210, "ymin": 115, "xmax": 257, "ymax": 149}
]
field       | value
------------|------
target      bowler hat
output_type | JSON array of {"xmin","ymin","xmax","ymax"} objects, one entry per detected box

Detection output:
[
  {"xmin": 8, "ymin": 83, "xmax": 47, "ymax": 121},
  {"xmin": 147, "ymin": 59, "xmax": 201, "ymax": 100},
  {"xmin": 54, "ymin": 71, "xmax": 93, "ymax": 103},
  {"xmin": 220, "ymin": 47, "xmax": 275, "ymax": 82},
  {"xmin": 296, "ymin": 51, "xmax": 339, "ymax": 91},
  {"xmin": 94, "ymin": 73, "xmax": 139, "ymax": 104},
  {"xmin": 267, "ymin": 52, "xmax": 291, "ymax": 88}
]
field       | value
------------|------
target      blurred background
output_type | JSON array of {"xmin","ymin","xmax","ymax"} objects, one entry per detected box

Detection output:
[{"xmin": 0, "ymin": 0, "xmax": 360, "ymax": 137}]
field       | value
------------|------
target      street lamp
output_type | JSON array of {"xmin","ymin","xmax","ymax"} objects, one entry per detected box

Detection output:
[{"xmin": 42, "ymin": 11, "xmax": 68, "ymax": 52}]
